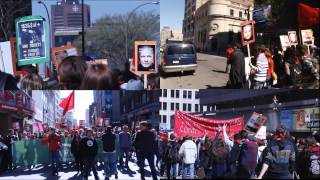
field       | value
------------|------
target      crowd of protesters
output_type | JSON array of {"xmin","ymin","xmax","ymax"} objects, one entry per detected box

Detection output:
[
  {"xmin": 0, "ymin": 56, "xmax": 160, "ymax": 91},
  {"xmin": 1, "ymin": 124, "xmax": 320, "ymax": 179},
  {"xmin": 226, "ymin": 43, "xmax": 319, "ymax": 89}
]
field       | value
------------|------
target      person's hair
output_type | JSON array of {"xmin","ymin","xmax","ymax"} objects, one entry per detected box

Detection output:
[
  {"xmin": 169, "ymin": 133, "xmax": 176, "ymax": 140},
  {"xmin": 258, "ymin": 45, "xmax": 266, "ymax": 53},
  {"xmin": 233, "ymin": 133, "xmax": 241, "ymax": 140},
  {"xmin": 265, "ymin": 48, "xmax": 273, "ymax": 59},
  {"xmin": 140, "ymin": 121, "xmax": 151, "ymax": 130},
  {"xmin": 147, "ymin": 74, "xmax": 160, "ymax": 90},
  {"xmin": 212, "ymin": 139, "xmax": 228, "ymax": 161},
  {"xmin": 20, "ymin": 73, "xmax": 44, "ymax": 90},
  {"xmin": 239, "ymin": 130, "xmax": 248, "ymax": 139},
  {"xmin": 8, "ymin": 129, "xmax": 14, "ymax": 134},
  {"xmin": 80, "ymin": 64, "xmax": 115, "ymax": 90},
  {"xmin": 57, "ymin": 56, "xmax": 87, "ymax": 90},
  {"xmin": 233, "ymin": 42, "xmax": 241, "ymax": 49}
]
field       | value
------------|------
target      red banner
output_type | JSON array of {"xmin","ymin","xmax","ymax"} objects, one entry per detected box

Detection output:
[
  {"xmin": 173, "ymin": 110, "xmax": 244, "ymax": 140},
  {"xmin": 298, "ymin": 3, "xmax": 320, "ymax": 27}
]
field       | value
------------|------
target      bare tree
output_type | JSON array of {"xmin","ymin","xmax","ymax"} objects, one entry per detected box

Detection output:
[{"xmin": 0, "ymin": 0, "xmax": 31, "ymax": 41}]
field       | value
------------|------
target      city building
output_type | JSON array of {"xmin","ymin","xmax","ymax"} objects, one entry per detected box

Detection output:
[
  {"xmin": 120, "ymin": 90, "xmax": 160, "ymax": 129},
  {"xmin": 51, "ymin": 0, "xmax": 91, "ymax": 47},
  {"xmin": 160, "ymin": 26, "xmax": 183, "ymax": 46},
  {"xmin": 183, "ymin": 0, "xmax": 254, "ymax": 53},
  {"xmin": 0, "ymin": 91, "xmax": 34, "ymax": 136},
  {"xmin": 159, "ymin": 89, "xmax": 208, "ymax": 130},
  {"xmin": 198, "ymin": 89, "xmax": 320, "ymax": 135}
]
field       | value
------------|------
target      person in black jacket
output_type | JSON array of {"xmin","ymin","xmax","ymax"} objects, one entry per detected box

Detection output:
[
  {"xmin": 71, "ymin": 130, "xmax": 82, "ymax": 173},
  {"xmin": 165, "ymin": 133, "xmax": 180, "ymax": 179},
  {"xmin": 80, "ymin": 129, "xmax": 99, "ymax": 180},
  {"xmin": 133, "ymin": 121, "xmax": 158, "ymax": 180},
  {"xmin": 101, "ymin": 126, "xmax": 118, "ymax": 180},
  {"xmin": 4, "ymin": 129, "xmax": 18, "ymax": 171},
  {"xmin": 227, "ymin": 43, "xmax": 246, "ymax": 89}
]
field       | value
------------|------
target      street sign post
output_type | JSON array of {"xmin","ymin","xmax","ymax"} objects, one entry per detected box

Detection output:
[{"xmin": 15, "ymin": 16, "xmax": 49, "ymax": 66}]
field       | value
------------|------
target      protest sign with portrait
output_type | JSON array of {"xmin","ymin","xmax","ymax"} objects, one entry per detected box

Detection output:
[
  {"xmin": 288, "ymin": 31, "xmax": 298, "ymax": 46},
  {"xmin": 51, "ymin": 45, "xmax": 78, "ymax": 69},
  {"xmin": 240, "ymin": 20, "xmax": 255, "ymax": 46},
  {"xmin": 279, "ymin": 35, "xmax": 291, "ymax": 51},
  {"xmin": 301, "ymin": 29, "xmax": 314, "ymax": 46},
  {"xmin": 15, "ymin": 16, "xmax": 49, "ymax": 66},
  {"xmin": 134, "ymin": 41, "xmax": 157, "ymax": 74},
  {"xmin": 245, "ymin": 112, "xmax": 267, "ymax": 134}
]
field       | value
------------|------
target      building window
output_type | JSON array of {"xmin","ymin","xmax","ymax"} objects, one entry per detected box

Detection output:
[
  {"xmin": 171, "ymin": 103, "xmax": 174, "ymax": 111},
  {"xmin": 171, "ymin": 90, "xmax": 175, "ymax": 98},
  {"xmin": 183, "ymin": 90, "xmax": 187, "ymax": 98},
  {"xmin": 195, "ymin": 104, "xmax": 199, "ymax": 112},
  {"xmin": 230, "ymin": 9, "xmax": 234, "ymax": 16},
  {"xmin": 239, "ymin": 11, "xmax": 242, "ymax": 18},
  {"xmin": 163, "ymin": 115, "xmax": 167, "ymax": 123},
  {"xmin": 188, "ymin": 104, "xmax": 192, "ymax": 111},
  {"xmin": 176, "ymin": 90, "xmax": 180, "ymax": 98},
  {"xmin": 200, "ymin": 105, "xmax": 203, "ymax": 112},
  {"xmin": 163, "ymin": 102, "xmax": 167, "ymax": 110},
  {"xmin": 163, "ymin": 89, "xmax": 167, "ymax": 97},
  {"xmin": 183, "ymin": 103, "xmax": 187, "ymax": 111},
  {"xmin": 188, "ymin": 91, "xmax": 192, "ymax": 99},
  {"xmin": 176, "ymin": 103, "xmax": 179, "ymax": 110},
  {"xmin": 195, "ymin": 91, "xmax": 199, "ymax": 99}
]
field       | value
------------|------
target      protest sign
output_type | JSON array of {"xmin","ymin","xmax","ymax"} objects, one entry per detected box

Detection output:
[
  {"xmin": 16, "ymin": 16, "xmax": 49, "ymax": 66},
  {"xmin": 240, "ymin": 20, "xmax": 255, "ymax": 46},
  {"xmin": 301, "ymin": 29, "xmax": 314, "ymax": 46},
  {"xmin": 173, "ymin": 110, "xmax": 244, "ymax": 140},
  {"xmin": 288, "ymin": 31, "xmax": 298, "ymax": 46},
  {"xmin": 51, "ymin": 45, "xmax": 78, "ymax": 69},
  {"xmin": 279, "ymin": 35, "xmax": 291, "ymax": 51},
  {"xmin": 255, "ymin": 126, "xmax": 266, "ymax": 140},
  {"xmin": 134, "ymin": 41, "xmax": 157, "ymax": 74},
  {"xmin": 245, "ymin": 112, "xmax": 267, "ymax": 134}
]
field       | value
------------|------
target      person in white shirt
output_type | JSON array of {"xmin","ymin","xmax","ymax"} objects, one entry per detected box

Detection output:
[{"xmin": 178, "ymin": 136, "xmax": 197, "ymax": 179}]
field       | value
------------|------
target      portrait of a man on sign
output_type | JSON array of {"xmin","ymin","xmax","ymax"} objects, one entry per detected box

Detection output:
[
  {"xmin": 240, "ymin": 20, "xmax": 255, "ymax": 46},
  {"xmin": 288, "ymin": 31, "xmax": 298, "ymax": 46},
  {"xmin": 52, "ymin": 45, "xmax": 78, "ymax": 70},
  {"xmin": 301, "ymin": 29, "xmax": 314, "ymax": 45},
  {"xmin": 134, "ymin": 41, "xmax": 157, "ymax": 74}
]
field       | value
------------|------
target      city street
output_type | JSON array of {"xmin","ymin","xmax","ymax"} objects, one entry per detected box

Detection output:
[
  {"xmin": 0, "ymin": 160, "xmax": 159, "ymax": 180},
  {"xmin": 160, "ymin": 53, "xmax": 229, "ymax": 89}
]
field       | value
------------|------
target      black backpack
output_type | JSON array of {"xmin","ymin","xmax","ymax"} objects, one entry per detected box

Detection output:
[{"xmin": 167, "ymin": 142, "xmax": 179, "ymax": 162}]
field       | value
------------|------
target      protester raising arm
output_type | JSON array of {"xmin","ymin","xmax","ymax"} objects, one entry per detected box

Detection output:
[
  {"xmin": 257, "ymin": 163, "xmax": 269, "ymax": 179},
  {"xmin": 222, "ymin": 124, "xmax": 234, "ymax": 150}
]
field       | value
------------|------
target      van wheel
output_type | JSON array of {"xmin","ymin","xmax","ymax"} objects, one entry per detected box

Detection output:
[{"xmin": 189, "ymin": 70, "xmax": 195, "ymax": 75}]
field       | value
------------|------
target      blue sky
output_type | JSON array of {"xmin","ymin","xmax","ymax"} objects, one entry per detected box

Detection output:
[
  {"xmin": 160, "ymin": 0, "xmax": 184, "ymax": 31},
  {"xmin": 32, "ymin": 0, "xmax": 160, "ymax": 23}
]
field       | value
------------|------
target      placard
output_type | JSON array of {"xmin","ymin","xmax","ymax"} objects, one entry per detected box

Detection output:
[
  {"xmin": 134, "ymin": 41, "xmax": 157, "ymax": 74},
  {"xmin": 51, "ymin": 45, "xmax": 78, "ymax": 69},
  {"xmin": 301, "ymin": 29, "xmax": 314, "ymax": 46},
  {"xmin": 240, "ymin": 20, "xmax": 255, "ymax": 46},
  {"xmin": 255, "ymin": 126, "xmax": 266, "ymax": 140},
  {"xmin": 245, "ymin": 112, "xmax": 267, "ymax": 134},
  {"xmin": 294, "ymin": 107, "xmax": 319, "ymax": 131},
  {"xmin": 288, "ymin": 31, "xmax": 298, "ymax": 46},
  {"xmin": 15, "ymin": 16, "xmax": 49, "ymax": 66},
  {"xmin": 279, "ymin": 35, "xmax": 290, "ymax": 51}
]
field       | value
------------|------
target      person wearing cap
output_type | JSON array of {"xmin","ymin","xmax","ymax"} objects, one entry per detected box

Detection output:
[
  {"xmin": 252, "ymin": 45, "xmax": 269, "ymax": 89},
  {"xmin": 80, "ymin": 128, "xmax": 99, "ymax": 180},
  {"xmin": 133, "ymin": 121, "xmax": 158, "ymax": 180},
  {"xmin": 42, "ymin": 128, "xmax": 61, "ymax": 176},
  {"xmin": 257, "ymin": 127, "xmax": 296, "ymax": 179}
]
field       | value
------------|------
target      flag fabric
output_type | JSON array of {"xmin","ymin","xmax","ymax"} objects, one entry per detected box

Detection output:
[
  {"xmin": 298, "ymin": 3, "xmax": 320, "ymax": 27},
  {"xmin": 59, "ymin": 91, "xmax": 75, "ymax": 116}
]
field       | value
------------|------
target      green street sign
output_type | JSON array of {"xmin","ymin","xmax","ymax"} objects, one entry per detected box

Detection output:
[{"xmin": 15, "ymin": 16, "xmax": 49, "ymax": 66}]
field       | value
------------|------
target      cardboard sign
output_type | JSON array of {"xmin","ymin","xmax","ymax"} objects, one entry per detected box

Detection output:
[
  {"xmin": 0, "ymin": 41, "xmax": 15, "ymax": 74},
  {"xmin": 301, "ymin": 29, "xmax": 314, "ymax": 46},
  {"xmin": 134, "ymin": 41, "xmax": 157, "ymax": 75},
  {"xmin": 255, "ymin": 125, "xmax": 266, "ymax": 140},
  {"xmin": 279, "ymin": 35, "xmax": 291, "ymax": 51},
  {"xmin": 15, "ymin": 16, "xmax": 49, "ymax": 66},
  {"xmin": 245, "ymin": 112, "xmax": 267, "ymax": 134},
  {"xmin": 288, "ymin": 31, "xmax": 298, "ymax": 46},
  {"xmin": 51, "ymin": 45, "xmax": 78, "ymax": 69},
  {"xmin": 240, "ymin": 20, "xmax": 255, "ymax": 46}
]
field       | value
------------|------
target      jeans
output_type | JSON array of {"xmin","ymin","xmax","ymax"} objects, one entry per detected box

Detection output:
[
  {"xmin": 83, "ymin": 156, "xmax": 98, "ymax": 179},
  {"xmin": 103, "ymin": 151, "xmax": 117, "ymax": 177},
  {"xmin": 120, "ymin": 147, "xmax": 130, "ymax": 167},
  {"xmin": 166, "ymin": 160, "xmax": 178, "ymax": 179},
  {"xmin": 137, "ymin": 153, "xmax": 158, "ymax": 180},
  {"xmin": 50, "ymin": 151, "xmax": 60, "ymax": 173},
  {"xmin": 182, "ymin": 163, "xmax": 195, "ymax": 179},
  {"xmin": 253, "ymin": 80, "xmax": 265, "ymax": 89}
]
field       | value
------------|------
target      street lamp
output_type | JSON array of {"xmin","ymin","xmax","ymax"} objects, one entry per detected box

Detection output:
[{"xmin": 125, "ymin": 1, "xmax": 160, "ymax": 61}]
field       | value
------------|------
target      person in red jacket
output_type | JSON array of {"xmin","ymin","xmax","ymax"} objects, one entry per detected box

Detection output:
[{"xmin": 42, "ymin": 128, "xmax": 61, "ymax": 176}]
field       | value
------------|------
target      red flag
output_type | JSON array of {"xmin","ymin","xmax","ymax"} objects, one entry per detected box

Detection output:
[
  {"xmin": 59, "ymin": 91, "xmax": 75, "ymax": 116},
  {"xmin": 298, "ymin": 3, "xmax": 320, "ymax": 27}
]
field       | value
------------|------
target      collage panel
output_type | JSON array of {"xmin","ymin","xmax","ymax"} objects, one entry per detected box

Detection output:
[{"xmin": 1, "ymin": 0, "xmax": 160, "ymax": 91}]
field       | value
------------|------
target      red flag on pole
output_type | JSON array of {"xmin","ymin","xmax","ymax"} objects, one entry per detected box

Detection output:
[
  {"xmin": 298, "ymin": 3, "xmax": 320, "ymax": 27},
  {"xmin": 59, "ymin": 91, "xmax": 75, "ymax": 116}
]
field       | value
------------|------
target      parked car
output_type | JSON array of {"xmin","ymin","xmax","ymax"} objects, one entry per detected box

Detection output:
[{"xmin": 160, "ymin": 43, "xmax": 197, "ymax": 74}]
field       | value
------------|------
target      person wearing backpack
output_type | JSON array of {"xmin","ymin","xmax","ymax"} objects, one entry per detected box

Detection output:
[
  {"xmin": 164, "ymin": 133, "xmax": 180, "ymax": 179},
  {"xmin": 102, "ymin": 126, "xmax": 118, "ymax": 180},
  {"xmin": 257, "ymin": 127, "xmax": 296, "ymax": 179}
]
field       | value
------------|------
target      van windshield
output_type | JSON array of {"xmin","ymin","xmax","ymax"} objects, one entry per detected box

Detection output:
[{"xmin": 167, "ymin": 45, "xmax": 194, "ymax": 55}]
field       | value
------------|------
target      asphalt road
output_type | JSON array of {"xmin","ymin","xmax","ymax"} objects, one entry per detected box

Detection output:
[{"xmin": 160, "ymin": 53, "xmax": 229, "ymax": 89}]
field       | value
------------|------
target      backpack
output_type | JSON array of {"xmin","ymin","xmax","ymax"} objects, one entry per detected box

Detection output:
[
  {"xmin": 167, "ymin": 142, "xmax": 179, "ymax": 162},
  {"xmin": 309, "ymin": 156, "xmax": 320, "ymax": 175}
]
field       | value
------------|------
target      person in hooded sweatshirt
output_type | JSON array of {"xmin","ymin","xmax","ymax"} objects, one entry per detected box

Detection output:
[
  {"xmin": 80, "ymin": 129, "xmax": 99, "ymax": 180},
  {"xmin": 257, "ymin": 127, "xmax": 296, "ymax": 179}
]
